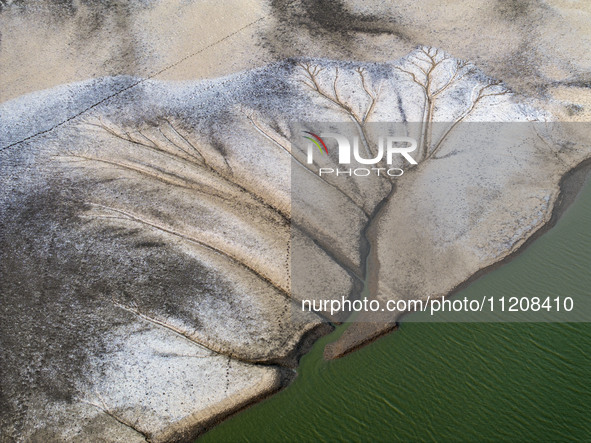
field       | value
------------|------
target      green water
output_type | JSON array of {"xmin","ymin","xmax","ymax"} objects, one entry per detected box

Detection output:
[{"xmin": 201, "ymin": 174, "xmax": 591, "ymax": 442}]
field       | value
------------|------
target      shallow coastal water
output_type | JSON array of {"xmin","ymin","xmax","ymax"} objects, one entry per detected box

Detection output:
[{"xmin": 200, "ymin": 173, "xmax": 591, "ymax": 441}]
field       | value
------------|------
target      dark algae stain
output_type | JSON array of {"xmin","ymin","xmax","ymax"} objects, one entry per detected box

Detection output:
[
  {"xmin": 495, "ymin": 0, "xmax": 533, "ymax": 20},
  {"xmin": 262, "ymin": 0, "xmax": 413, "ymax": 57},
  {"xmin": 0, "ymin": 0, "xmax": 145, "ymax": 75}
]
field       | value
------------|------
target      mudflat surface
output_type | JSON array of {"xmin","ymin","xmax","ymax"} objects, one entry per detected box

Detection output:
[{"xmin": 1, "ymin": 1, "xmax": 591, "ymax": 441}]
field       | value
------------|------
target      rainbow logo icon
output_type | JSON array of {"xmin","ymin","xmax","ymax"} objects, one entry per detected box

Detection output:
[{"xmin": 302, "ymin": 131, "xmax": 328, "ymax": 154}]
